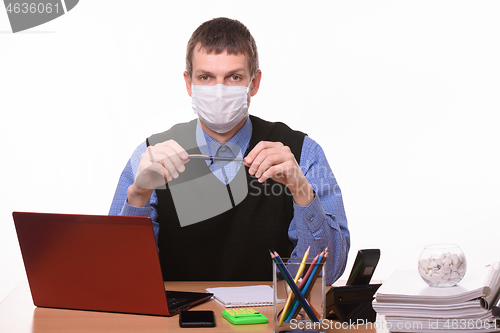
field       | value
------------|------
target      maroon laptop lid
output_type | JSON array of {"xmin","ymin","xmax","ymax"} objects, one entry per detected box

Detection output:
[{"xmin": 12, "ymin": 212, "xmax": 171, "ymax": 316}]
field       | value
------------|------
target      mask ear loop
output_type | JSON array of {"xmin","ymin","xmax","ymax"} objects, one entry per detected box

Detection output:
[{"xmin": 246, "ymin": 76, "xmax": 254, "ymax": 93}]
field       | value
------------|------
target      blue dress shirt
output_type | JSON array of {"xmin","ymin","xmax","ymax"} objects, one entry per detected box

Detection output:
[{"xmin": 109, "ymin": 117, "xmax": 350, "ymax": 284}]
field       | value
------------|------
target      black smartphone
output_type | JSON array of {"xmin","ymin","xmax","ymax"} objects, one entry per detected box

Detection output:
[
  {"xmin": 179, "ymin": 310, "xmax": 216, "ymax": 328},
  {"xmin": 346, "ymin": 249, "xmax": 380, "ymax": 286}
]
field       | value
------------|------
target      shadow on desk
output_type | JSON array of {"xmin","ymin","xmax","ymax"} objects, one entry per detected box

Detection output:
[
  {"xmin": 32, "ymin": 307, "xmax": 171, "ymax": 332},
  {"xmin": 2, "ymin": 282, "xmax": 386, "ymax": 333},
  {"xmin": 31, "ymin": 305, "xmax": 275, "ymax": 332}
]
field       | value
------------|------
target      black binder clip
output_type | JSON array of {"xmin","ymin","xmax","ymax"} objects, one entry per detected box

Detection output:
[{"xmin": 326, "ymin": 249, "xmax": 381, "ymax": 323}]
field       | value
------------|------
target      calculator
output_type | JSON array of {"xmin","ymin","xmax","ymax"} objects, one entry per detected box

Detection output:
[{"xmin": 222, "ymin": 308, "xmax": 268, "ymax": 325}]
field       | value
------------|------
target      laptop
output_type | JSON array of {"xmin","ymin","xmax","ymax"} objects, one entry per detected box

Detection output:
[{"xmin": 12, "ymin": 211, "xmax": 213, "ymax": 316}]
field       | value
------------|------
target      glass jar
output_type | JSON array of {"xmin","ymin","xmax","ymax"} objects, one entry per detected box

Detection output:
[{"xmin": 418, "ymin": 244, "xmax": 466, "ymax": 287}]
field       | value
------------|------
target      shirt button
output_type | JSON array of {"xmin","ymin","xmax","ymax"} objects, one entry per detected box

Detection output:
[
  {"xmin": 308, "ymin": 216, "xmax": 314, "ymax": 222},
  {"xmin": 224, "ymin": 176, "xmax": 229, "ymax": 183},
  {"xmin": 220, "ymin": 146, "xmax": 227, "ymax": 153}
]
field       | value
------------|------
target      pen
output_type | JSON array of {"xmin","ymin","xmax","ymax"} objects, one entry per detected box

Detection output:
[{"xmin": 188, "ymin": 154, "xmax": 244, "ymax": 162}]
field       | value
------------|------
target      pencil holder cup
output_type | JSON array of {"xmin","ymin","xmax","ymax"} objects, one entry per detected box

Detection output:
[{"xmin": 273, "ymin": 257, "xmax": 326, "ymax": 333}]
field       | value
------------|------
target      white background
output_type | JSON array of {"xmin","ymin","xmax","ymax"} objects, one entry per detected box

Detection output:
[{"xmin": 1, "ymin": 1, "xmax": 499, "ymax": 302}]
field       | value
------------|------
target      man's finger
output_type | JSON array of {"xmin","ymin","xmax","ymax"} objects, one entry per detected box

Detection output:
[
  {"xmin": 256, "ymin": 154, "xmax": 294, "ymax": 182},
  {"xmin": 251, "ymin": 148, "xmax": 284, "ymax": 176},
  {"xmin": 244, "ymin": 141, "xmax": 283, "ymax": 165},
  {"xmin": 159, "ymin": 140, "xmax": 189, "ymax": 161}
]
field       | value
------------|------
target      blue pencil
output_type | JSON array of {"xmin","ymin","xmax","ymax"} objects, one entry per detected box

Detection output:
[
  {"xmin": 285, "ymin": 253, "xmax": 325, "ymax": 322},
  {"xmin": 270, "ymin": 250, "xmax": 320, "ymax": 323}
]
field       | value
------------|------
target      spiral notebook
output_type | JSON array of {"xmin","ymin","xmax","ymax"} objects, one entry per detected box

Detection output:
[{"xmin": 206, "ymin": 285, "xmax": 273, "ymax": 308}]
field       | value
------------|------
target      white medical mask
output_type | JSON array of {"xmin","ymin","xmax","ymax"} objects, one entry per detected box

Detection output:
[{"xmin": 191, "ymin": 80, "xmax": 252, "ymax": 133}]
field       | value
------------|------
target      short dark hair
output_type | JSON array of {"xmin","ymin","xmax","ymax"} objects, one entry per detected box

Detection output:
[{"xmin": 186, "ymin": 17, "xmax": 259, "ymax": 78}]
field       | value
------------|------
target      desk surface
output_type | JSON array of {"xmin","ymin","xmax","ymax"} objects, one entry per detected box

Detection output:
[{"xmin": 0, "ymin": 281, "xmax": 387, "ymax": 333}]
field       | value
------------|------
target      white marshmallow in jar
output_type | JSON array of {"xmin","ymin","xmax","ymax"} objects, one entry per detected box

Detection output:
[{"xmin": 418, "ymin": 244, "xmax": 466, "ymax": 287}]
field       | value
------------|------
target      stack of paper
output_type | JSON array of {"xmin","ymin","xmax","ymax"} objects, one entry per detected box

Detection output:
[{"xmin": 373, "ymin": 265, "xmax": 500, "ymax": 333}]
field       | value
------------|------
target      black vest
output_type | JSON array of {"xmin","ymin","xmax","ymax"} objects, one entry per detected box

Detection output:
[{"xmin": 147, "ymin": 115, "xmax": 306, "ymax": 281}]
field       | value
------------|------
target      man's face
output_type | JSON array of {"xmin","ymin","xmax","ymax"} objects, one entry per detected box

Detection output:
[{"xmin": 184, "ymin": 45, "xmax": 260, "ymax": 101}]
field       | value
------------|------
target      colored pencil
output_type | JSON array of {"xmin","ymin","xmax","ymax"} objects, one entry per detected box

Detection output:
[
  {"xmin": 286, "ymin": 247, "xmax": 329, "ymax": 321},
  {"xmin": 282, "ymin": 249, "xmax": 324, "ymax": 320},
  {"xmin": 278, "ymin": 246, "xmax": 310, "ymax": 326},
  {"xmin": 270, "ymin": 251, "xmax": 320, "ymax": 323}
]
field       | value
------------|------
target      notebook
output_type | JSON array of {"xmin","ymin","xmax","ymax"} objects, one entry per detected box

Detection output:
[
  {"xmin": 206, "ymin": 285, "xmax": 273, "ymax": 307},
  {"xmin": 12, "ymin": 211, "xmax": 213, "ymax": 316}
]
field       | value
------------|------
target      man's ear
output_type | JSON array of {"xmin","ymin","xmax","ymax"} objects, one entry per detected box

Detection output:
[
  {"xmin": 184, "ymin": 71, "xmax": 192, "ymax": 97},
  {"xmin": 250, "ymin": 69, "xmax": 262, "ymax": 97}
]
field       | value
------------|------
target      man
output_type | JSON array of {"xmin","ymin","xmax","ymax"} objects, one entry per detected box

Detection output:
[{"xmin": 109, "ymin": 17, "xmax": 349, "ymax": 284}]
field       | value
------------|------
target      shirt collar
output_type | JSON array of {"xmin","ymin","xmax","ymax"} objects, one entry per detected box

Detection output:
[{"xmin": 195, "ymin": 116, "xmax": 252, "ymax": 158}]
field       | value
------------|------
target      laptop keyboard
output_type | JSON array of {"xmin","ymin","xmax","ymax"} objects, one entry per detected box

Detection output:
[
  {"xmin": 164, "ymin": 290, "xmax": 213, "ymax": 314},
  {"xmin": 167, "ymin": 297, "xmax": 189, "ymax": 309},
  {"xmin": 165, "ymin": 291, "xmax": 194, "ymax": 310}
]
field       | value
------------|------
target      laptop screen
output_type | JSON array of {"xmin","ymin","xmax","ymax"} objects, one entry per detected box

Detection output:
[{"xmin": 13, "ymin": 212, "xmax": 175, "ymax": 316}]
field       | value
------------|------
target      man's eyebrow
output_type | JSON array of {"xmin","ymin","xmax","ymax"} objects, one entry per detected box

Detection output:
[
  {"xmin": 193, "ymin": 68, "xmax": 248, "ymax": 76},
  {"xmin": 226, "ymin": 68, "xmax": 247, "ymax": 74},
  {"xmin": 193, "ymin": 69, "xmax": 215, "ymax": 77}
]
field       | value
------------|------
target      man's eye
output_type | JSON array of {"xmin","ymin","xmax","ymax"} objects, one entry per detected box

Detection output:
[
  {"xmin": 231, "ymin": 75, "xmax": 240, "ymax": 81},
  {"xmin": 200, "ymin": 75, "xmax": 209, "ymax": 81}
]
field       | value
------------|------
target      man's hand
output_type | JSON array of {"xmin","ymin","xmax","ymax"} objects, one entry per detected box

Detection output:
[
  {"xmin": 244, "ymin": 141, "xmax": 314, "ymax": 206},
  {"xmin": 127, "ymin": 140, "xmax": 189, "ymax": 207}
]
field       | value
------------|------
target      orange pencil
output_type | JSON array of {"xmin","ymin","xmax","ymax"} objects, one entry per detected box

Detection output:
[
  {"xmin": 278, "ymin": 246, "xmax": 310, "ymax": 326},
  {"xmin": 281, "ymin": 248, "xmax": 325, "ymax": 320},
  {"xmin": 288, "ymin": 247, "xmax": 329, "ymax": 320}
]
